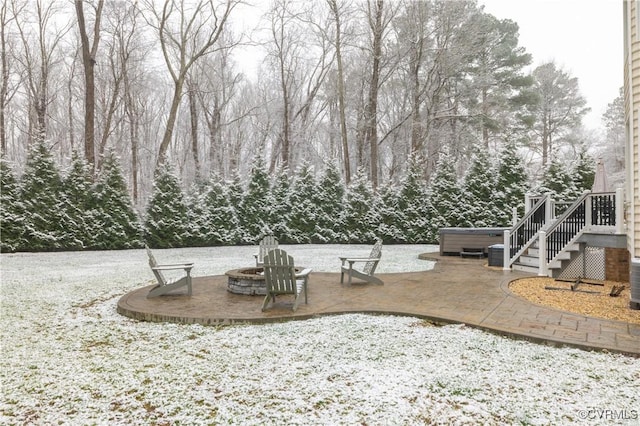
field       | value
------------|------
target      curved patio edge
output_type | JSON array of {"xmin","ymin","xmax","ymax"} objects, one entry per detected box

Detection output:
[{"xmin": 117, "ymin": 254, "xmax": 640, "ymax": 357}]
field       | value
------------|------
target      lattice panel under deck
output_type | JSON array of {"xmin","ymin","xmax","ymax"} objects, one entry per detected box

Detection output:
[{"xmin": 557, "ymin": 246, "xmax": 605, "ymax": 281}]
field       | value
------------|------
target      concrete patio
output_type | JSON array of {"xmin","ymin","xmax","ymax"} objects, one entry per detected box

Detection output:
[{"xmin": 118, "ymin": 253, "xmax": 640, "ymax": 356}]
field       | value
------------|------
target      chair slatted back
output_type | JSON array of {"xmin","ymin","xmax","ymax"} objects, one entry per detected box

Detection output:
[
  {"xmin": 263, "ymin": 249, "xmax": 297, "ymax": 296},
  {"xmin": 258, "ymin": 236, "xmax": 279, "ymax": 264},
  {"xmin": 364, "ymin": 240, "xmax": 383, "ymax": 275},
  {"xmin": 146, "ymin": 245, "xmax": 167, "ymax": 285}
]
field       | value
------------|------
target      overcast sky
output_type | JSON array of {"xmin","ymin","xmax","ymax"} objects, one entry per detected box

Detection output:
[{"xmin": 481, "ymin": 0, "xmax": 622, "ymax": 129}]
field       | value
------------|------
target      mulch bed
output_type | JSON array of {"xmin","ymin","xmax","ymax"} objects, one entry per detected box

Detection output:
[{"xmin": 509, "ymin": 277, "xmax": 640, "ymax": 325}]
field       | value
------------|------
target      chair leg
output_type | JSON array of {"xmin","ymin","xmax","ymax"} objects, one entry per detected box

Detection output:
[
  {"xmin": 261, "ymin": 294, "xmax": 271, "ymax": 311},
  {"xmin": 292, "ymin": 293, "xmax": 301, "ymax": 311}
]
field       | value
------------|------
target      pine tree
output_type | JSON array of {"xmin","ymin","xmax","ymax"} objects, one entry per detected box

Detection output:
[
  {"xmin": 496, "ymin": 142, "xmax": 529, "ymax": 225},
  {"xmin": 538, "ymin": 157, "xmax": 578, "ymax": 205},
  {"xmin": 314, "ymin": 160, "xmax": 345, "ymax": 243},
  {"xmin": 239, "ymin": 155, "xmax": 271, "ymax": 240},
  {"xmin": 267, "ymin": 167, "xmax": 292, "ymax": 242},
  {"xmin": 226, "ymin": 171, "xmax": 251, "ymax": 243},
  {"xmin": 184, "ymin": 182, "xmax": 208, "ymax": 247},
  {"xmin": 376, "ymin": 182, "xmax": 404, "ymax": 243},
  {"xmin": 573, "ymin": 147, "xmax": 596, "ymax": 194},
  {"xmin": 0, "ymin": 157, "xmax": 25, "ymax": 252},
  {"xmin": 461, "ymin": 146, "xmax": 499, "ymax": 227},
  {"xmin": 145, "ymin": 164, "xmax": 189, "ymax": 248},
  {"xmin": 287, "ymin": 162, "xmax": 318, "ymax": 243},
  {"xmin": 20, "ymin": 141, "xmax": 66, "ymax": 250},
  {"xmin": 397, "ymin": 152, "xmax": 431, "ymax": 243},
  {"xmin": 92, "ymin": 152, "xmax": 143, "ymax": 249},
  {"xmin": 61, "ymin": 152, "xmax": 96, "ymax": 249},
  {"xmin": 197, "ymin": 173, "xmax": 241, "ymax": 245},
  {"xmin": 343, "ymin": 167, "xmax": 379, "ymax": 243},
  {"xmin": 427, "ymin": 149, "xmax": 466, "ymax": 239}
]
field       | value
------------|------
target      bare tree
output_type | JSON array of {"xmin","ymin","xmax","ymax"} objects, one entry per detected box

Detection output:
[
  {"xmin": 327, "ymin": 0, "xmax": 351, "ymax": 183},
  {"xmin": 267, "ymin": 0, "xmax": 298, "ymax": 170},
  {"xmin": 145, "ymin": 0, "xmax": 239, "ymax": 170},
  {"xmin": 361, "ymin": 0, "xmax": 396, "ymax": 188},
  {"xmin": 75, "ymin": 0, "xmax": 104, "ymax": 171},
  {"xmin": 194, "ymin": 37, "xmax": 248, "ymax": 178},
  {"xmin": 13, "ymin": 0, "xmax": 71, "ymax": 148},
  {"xmin": 102, "ymin": 0, "xmax": 147, "ymax": 200},
  {"xmin": 0, "ymin": 1, "xmax": 19, "ymax": 153}
]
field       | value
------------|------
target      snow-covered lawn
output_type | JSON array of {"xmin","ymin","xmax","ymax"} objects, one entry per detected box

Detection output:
[{"xmin": 1, "ymin": 245, "xmax": 639, "ymax": 425}]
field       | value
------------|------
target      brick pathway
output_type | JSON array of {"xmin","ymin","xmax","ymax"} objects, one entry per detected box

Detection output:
[{"xmin": 117, "ymin": 253, "xmax": 640, "ymax": 356}]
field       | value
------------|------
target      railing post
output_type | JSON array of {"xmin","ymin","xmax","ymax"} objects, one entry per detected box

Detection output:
[
  {"xmin": 538, "ymin": 230, "xmax": 548, "ymax": 276},
  {"xmin": 616, "ymin": 187, "xmax": 625, "ymax": 234},
  {"xmin": 545, "ymin": 193, "xmax": 553, "ymax": 223},
  {"xmin": 585, "ymin": 192, "xmax": 592, "ymax": 230},
  {"xmin": 503, "ymin": 229, "xmax": 511, "ymax": 270},
  {"xmin": 525, "ymin": 193, "xmax": 532, "ymax": 214}
]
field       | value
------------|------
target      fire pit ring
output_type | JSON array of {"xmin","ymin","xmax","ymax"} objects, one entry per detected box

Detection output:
[
  {"xmin": 225, "ymin": 267, "xmax": 267, "ymax": 295},
  {"xmin": 225, "ymin": 267, "xmax": 303, "ymax": 295}
]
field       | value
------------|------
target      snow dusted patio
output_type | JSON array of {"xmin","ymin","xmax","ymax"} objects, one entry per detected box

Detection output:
[{"xmin": 2, "ymin": 245, "xmax": 639, "ymax": 424}]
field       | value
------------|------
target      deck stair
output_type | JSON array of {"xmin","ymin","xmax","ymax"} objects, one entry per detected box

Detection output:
[{"xmin": 504, "ymin": 189, "xmax": 622, "ymax": 277}]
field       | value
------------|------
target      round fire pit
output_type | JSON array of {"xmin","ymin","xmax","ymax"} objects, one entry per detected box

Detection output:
[
  {"xmin": 226, "ymin": 267, "xmax": 267, "ymax": 295},
  {"xmin": 225, "ymin": 267, "xmax": 305, "ymax": 295}
]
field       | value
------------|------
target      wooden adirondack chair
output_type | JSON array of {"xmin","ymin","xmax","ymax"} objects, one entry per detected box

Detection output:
[
  {"xmin": 254, "ymin": 235, "xmax": 279, "ymax": 266},
  {"xmin": 339, "ymin": 239, "xmax": 383, "ymax": 285},
  {"xmin": 261, "ymin": 248, "xmax": 312, "ymax": 311},
  {"xmin": 145, "ymin": 245, "xmax": 194, "ymax": 298}
]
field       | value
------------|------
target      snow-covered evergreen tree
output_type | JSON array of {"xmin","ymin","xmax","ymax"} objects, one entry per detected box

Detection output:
[
  {"xmin": 427, "ymin": 149, "xmax": 466, "ymax": 239},
  {"xmin": 192, "ymin": 173, "xmax": 241, "ymax": 246},
  {"xmin": 267, "ymin": 167, "xmax": 292, "ymax": 242},
  {"xmin": 573, "ymin": 147, "xmax": 596, "ymax": 194},
  {"xmin": 496, "ymin": 142, "xmax": 529, "ymax": 225},
  {"xmin": 60, "ymin": 152, "xmax": 97, "ymax": 249},
  {"xmin": 397, "ymin": 153, "xmax": 431, "ymax": 242},
  {"xmin": 20, "ymin": 141, "xmax": 67, "ymax": 250},
  {"xmin": 376, "ymin": 182, "xmax": 404, "ymax": 243},
  {"xmin": 144, "ymin": 164, "xmax": 190, "ymax": 248},
  {"xmin": 461, "ymin": 146, "xmax": 499, "ymax": 227},
  {"xmin": 0, "ymin": 157, "xmax": 25, "ymax": 252},
  {"xmin": 538, "ymin": 157, "xmax": 578, "ymax": 203},
  {"xmin": 239, "ymin": 155, "xmax": 271, "ymax": 240},
  {"xmin": 287, "ymin": 162, "xmax": 318, "ymax": 243},
  {"xmin": 91, "ymin": 152, "xmax": 143, "ymax": 249},
  {"xmin": 343, "ymin": 167, "xmax": 380, "ymax": 243},
  {"xmin": 184, "ymin": 182, "xmax": 209, "ymax": 247},
  {"xmin": 226, "ymin": 171, "xmax": 251, "ymax": 243},
  {"xmin": 314, "ymin": 160, "xmax": 345, "ymax": 243}
]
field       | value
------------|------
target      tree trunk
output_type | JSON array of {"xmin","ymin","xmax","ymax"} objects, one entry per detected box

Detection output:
[
  {"xmin": 328, "ymin": 0, "xmax": 350, "ymax": 184},
  {"xmin": 75, "ymin": 0, "xmax": 104, "ymax": 172},
  {"xmin": 364, "ymin": 0, "xmax": 384, "ymax": 188},
  {"xmin": 188, "ymin": 87, "xmax": 200, "ymax": 178},
  {"xmin": 157, "ymin": 81, "xmax": 184, "ymax": 167},
  {"xmin": 0, "ymin": 8, "xmax": 7, "ymax": 154},
  {"xmin": 542, "ymin": 115, "xmax": 549, "ymax": 166},
  {"xmin": 482, "ymin": 87, "xmax": 489, "ymax": 148}
]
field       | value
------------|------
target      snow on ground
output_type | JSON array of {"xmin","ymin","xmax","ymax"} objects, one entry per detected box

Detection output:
[{"xmin": 1, "ymin": 245, "xmax": 639, "ymax": 425}]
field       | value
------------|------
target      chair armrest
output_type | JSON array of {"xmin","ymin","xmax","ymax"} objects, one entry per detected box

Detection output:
[
  {"xmin": 342, "ymin": 257, "xmax": 380, "ymax": 263},
  {"xmin": 295, "ymin": 268, "xmax": 313, "ymax": 278},
  {"xmin": 152, "ymin": 263, "xmax": 194, "ymax": 272}
]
